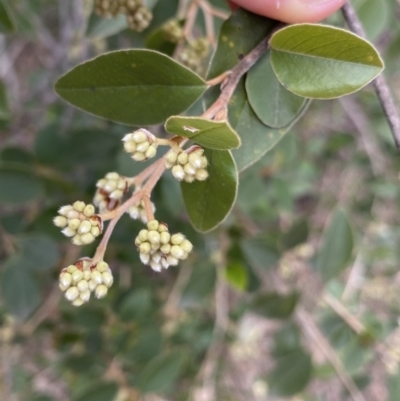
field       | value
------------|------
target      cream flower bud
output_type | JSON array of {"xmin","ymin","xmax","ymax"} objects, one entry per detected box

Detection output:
[
  {"xmin": 68, "ymin": 218, "xmax": 81, "ymax": 230},
  {"xmin": 158, "ymin": 223, "xmax": 168, "ymax": 232},
  {"xmin": 88, "ymin": 280, "xmax": 97, "ymax": 292},
  {"xmin": 136, "ymin": 141, "xmax": 150, "ymax": 153},
  {"xmin": 59, "ymin": 282, "xmax": 69, "ymax": 292},
  {"xmin": 177, "ymin": 152, "xmax": 188, "ymax": 164},
  {"xmin": 81, "ymin": 233, "xmax": 95, "ymax": 244},
  {"xmin": 184, "ymin": 175, "xmax": 195, "ymax": 183},
  {"xmin": 104, "ymin": 180, "xmax": 117, "ymax": 192},
  {"xmin": 83, "ymin": 204, "xmax": 95, "ymax": 217},
  {"xmin": 132, "ymin": 130, "xmax": 147, "ymax": 143},
  {"xmin": 91, "ymin": 270, "xmax": 103, "ymax": 284},
  {"xmin": 67, "ymin": 210, "xmax": 80, "ymax": 219},
  {"xmin": 139, "ymin": 242, "xmax": 151, "ymax": 254},
  {"xmin": 147, "ymin": 220, "xmax": 159, "ymax": 231},
  {"xmin": 72, "ymin": 298, "xmax": 84, "ymax": 307},
  {"xmin": 161, "ymin": 259, "xmax": 169, "ymax": 269},
  {"xmin": 60, "ymin": 272, "xmax": 72, "ymax": 288},
  {"xmin": 72, "ymin": 270, "xmax": 83, "ymax": 283},
  {"xmin": 150, "ymin": 261, "xmax": 162, "ymax": 272},
  {"xmin": 148, "ymin": 231, "xmax": 160, "ymax": 245},
  {"xmin": 110, "ymin": 189, "xmax": 123, "ymax": 199},
  {"xmin": 124, "ymin": 141, "xmax": 137, "ymax": 153},
  {"xmin": 166, "ymin": 255, "xmax": 179, "ymax": 266},
  {"xmin": 67, "ymin": 265, "xmax": 77, "ymax": 274},
  {"xmin": 138, "ymin": 229, "xmax": 149, "ymax": 242},
  {"xmin": 171, "ymin": 233, "xmax": 185, "ymax": 245},
  {"xmin": 106, "ymin": 172, "xmax": 119, "ymax": 180},
  {"xmin": 188, "ymin": 153, "xmax": 202, "ymax": 168},
  {"xmin": 165, "ymin": 150, "xmax": 178, "ymax": 165},
  {"xmin": 160, "ymin": 232, "xmax": 170, "ymax": 244},
  {"xmin": 172, "ymin": 165, "xmax": 185, "ymax": 181},
  {"xmin": 195, "ymin": 169, "xmax": 208, "ymax": 181},
  {"xmin": 78, "ymin": 220, "xmax": 92, "ymax": 234},
  {"xmin": 152, "ymin": 252, "xmax": 161, "ymax": 263},
  {"xmin": 65, "ymin": 286, "xmax": 79, "ymax": 301},
  {"xmin": 58, "ymin": 205, "xmax": 73, "ymax": 216},
  {"xmin": 80, "ymin": 290, "xmax": 91, "ymax": 302},
  {"xmin": 72, "ymin": 235, "xmax": 83, "ymax": 246},
  {"xmin": 83, "ymin": 270, "xmax": 91, "ymax": 281},
  {"xmin": 95, "ymin": 284, "xmax": 108, "ymax": 299},
  {"xmin": 102, "ymin": 271, "xmax": 113, "ymax": 287},
  {"xmin": 140, "ymin": 253, "xmax": 150, "ymax": 264},
  {"xmin": 145, "ymin": 145, "xmax": 157, "ymax": 159},
  {"xmin": 180, "ymin": 239, "xmax": 193, "ymax": 253},
  {"xmin": 62, "ymin": 227, "xmax": 76, "ymax": 237},
  {"xmin": 160, "ymin": 243, "xmax": 171, "ymax": 254},
  {"xmin": 184, "ymin": 163, "xmax": 196, "ymax": 176},
  {"xmin": 77, "ymin": 280, "xmax": 89, "ymax": 292},
  {"xmin": 91, "ymin": 226, "xmax": 100, "ymax": 237},
  {"xmin": 97, "ymin": 261, "xmax": 108, "ymax": 272},
  {"xmin": 171, "ymin": 245, "xmax": 185, "ymax": 259},
  {"xmin": 53, "ymin": 216, "xmax": 68, "ymax": 228},
  {"xmin": 129, "ymin": 206, "xmax": 140, "ymax": 219},
  {"xmin": 73, "ymin": 201, "xmax": 85, "ymax": 212},
  {"xmin": 132, "ymin": 152, "xmax": 146, "ymax": 161}
]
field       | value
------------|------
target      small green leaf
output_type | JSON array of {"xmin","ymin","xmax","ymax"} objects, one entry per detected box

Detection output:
[
  {"xmin": 17, "ymin": 234, "xmax": 60, "ymax": 270},
  {"xmin": 0, "ymin": 80, "xmax": 11, "ymax": 119},
  {"xmin": 246, "ymin": 52, "xmax": 307, "ymax": 128},
  {"xmin": 267, "ymin": 348, "xmax": 312, "ymax": 397},
  {"xmin": 86, "ymin": 13, "xmax": 127, "ymax": 39},
  {"xmin": 165, "ymin": 116, "xmax": 241, "ymax": 150},
  {"xmin": 249, "ymin": 292, "xmax": 299, "ymax": 319},
  {"xmin": 55, "ymin": 50, "xmax": 207, "ymax": 126},
  {"xmin": 73, "ymin": 382, "xmax": 118, "ymax": 401},
  {"xmin": 270, "ymin": 24, "xmax": 384, "ymax": 99},
  {"xmin": 240, "ymin": 237, "xmax": 279, "ymax": 270},
  {"xmin": 181, "ymin": 149, "xmax": 238, "ymax": 232},
  {"xmin": 224, "ymin": 263, "xmax": 248, "ymax": 292},
  {"xmin": 281, "ymin": 219, "xmax": 309, "ymax": 250},
  {"xmin": 207, "ymin": 8, "xmax": 278, "ymax": 79},
  {"xmin": 1, "ymin": 256, "xmax": 41, "ymax": 320},
  {"xmin": 0, "ymin": 0, "xmax": 15, "ymax": 34},
  {"xmin": 136, "ymin": 348, "xmax": 188, "ymax": 394},
  {"xmin": 0, "ymin": 165, "xmax": 44, "ymax": 204},
  {"xmin": 315, "ymin": 209, "xmax": 354, "ymax": 282}
]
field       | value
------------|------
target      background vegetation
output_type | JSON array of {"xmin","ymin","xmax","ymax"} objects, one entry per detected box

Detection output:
[{"xmin": 1, "ymin": 0, "xmax": 400, "ymax": 400}]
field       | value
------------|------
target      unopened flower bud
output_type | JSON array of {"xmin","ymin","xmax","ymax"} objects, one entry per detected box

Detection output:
[
  {"xmin": 195, "ymin": 169, "xmax": 209, "ymax": 181},
  {"xmin": 53, "ymin": 216, "xmax": 67, "ymax": 228},
  {"xmin": 65, "ymin": 286, "xmax": 79, "ymax": 301},
  {"xmin": 180, "ymin": 239, "xmax": 193, "ymax": 253},
  {"xmin": 73, "ymin": 201, "xmax": 85, "ymax": 212},
  {"xmin": 78, "ymin": 220, "xmax": 92, "ymax": 234},
  {"xmin": 83, "ymin": 204, "xmax": 95, "ymax": 217},
  {"xmin": 139, "ymin": 242, "xmax": 151, "ymax": 254},
  {"xmin": 171, "ymin": 245, "xmax": 185, "ymax": 259},
  {"xmin": 172, "ymin": 165, "xmax": 185, "ymax": 181},
  {"xmin": 95, "ymin": 284, "xmax": 108, "ymax": 299},
  {"xmin": 102, "ymin": 271, "xmax": 113, "ymax": 287},
  {"xmin": 147, "ymin": 220, "xmax": 159, "ymax": 231},
  {"xmin": 148, "ymin": 231, "xmax": 160, "ymax": 245},
  {"xmin": 171, "ymin": 233, "xmax": 185, "ymax": 245},
  {"xmin": 178, "ymin": 152, "xmax": 189, "ymax": 164}
]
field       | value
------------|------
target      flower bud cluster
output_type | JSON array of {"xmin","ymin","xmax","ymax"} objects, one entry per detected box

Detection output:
[
  {"xmin": 178, "ymin": 37, "xmax": 210, "ymax": 74},
  {"xmin": 161, "ymin": 19, "xmax": 183, "ymax": 43},
  {"xmin": 122, "ymin": 129, "xmax": 158, "ymax": 161},
  {"xmin": 94, "ymin": 172, "xmax": 129, "ymax": 213},
  {"xmin": 59, "ymin": 259, "xmax": 114, "ymax": 307},
  {"xmin": 53, "ymin": 201, "xmax": 103, "ymax": 245},
  {"xmin": 94, "ymin": 0, "xmax": 152, "ymax": 32},
  {"xmin": 135, "ymin": 220, "xmax": 193, "ymax": 272},
  {"xmin": 128, "ymin": 199, "xmax": 156, "ymax": 224},
  {"xmin": 165, "ymin": 146, "xmax": 208, "ymax": 183}
]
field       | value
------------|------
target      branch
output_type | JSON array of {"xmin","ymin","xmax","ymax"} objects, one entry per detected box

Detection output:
[{"xmin": 342, "ymin": 1, "xmax": 400, "ymax": 153}]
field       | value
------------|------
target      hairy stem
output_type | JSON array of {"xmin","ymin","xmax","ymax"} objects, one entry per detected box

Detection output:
[{"xmin": 342, "ymin": 1, "xmax": 400, "ymax": 153}]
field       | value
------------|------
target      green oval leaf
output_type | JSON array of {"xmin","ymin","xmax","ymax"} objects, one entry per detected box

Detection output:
[
  {"xmin": 0, "ymin": 165, "xmax": 44, "ymax": 204},
  {"xmin": 181, "ymin": 149, "xmax": 238, "ymax": 232},
  {"xmin": 0, "ymin": 0, "xmax": 15, "ymax": 34},
  {"xmin": 267, "ymin": 348, "xmax": 312, "ymax": 397},
  {"xmin": 315, "ymin": 208, "xmax": 354, "ymax": 282},
  {"xmin": 207, "ymin": 8, "xmax": 278, "ymax": 79},
  {"xmin": 136, "ymin": 349, "xmax": 188, "ymax": 394},
  {"xmin": 17, "ymin": 234, "xmax": 60, "ymax": 270},
  {"xmin": 250, "ymin": 292, "xmax": 300, "ymax": 319},
  {"xmin": 1, "ymin": 256, "xmax": 41, "ymax": 320},
  {"xmin": 165, "ymin": 116, "xmax": 241, "ymax": 150},
  {"xmin": 73, "ymin": 382, "xmax": 118, "ymax": 401},
  {"xmin": 270, "ymin": 24, "xmax": 384, "ymax": 99},
  {"xmin": 55, "ymin": 50, "xmax": 207, "ymax": 126},
  {"xmin": 246, "ymin": 52, "xmax": 307, "ymax": 128}
]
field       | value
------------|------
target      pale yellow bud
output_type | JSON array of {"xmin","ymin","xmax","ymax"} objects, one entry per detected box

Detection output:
[
  {"xmin": 53, "ymin": 216, "xmax": 68, "ymax": 228},
  {"xmin": 104, "ymin": 180, "xmax": 117, "ymax": 192},
  {"xmin": 148, "ymin": 230, "xmax": 160, "ymax": 245},
  {"xmin": 77, "ymin": 280, "xmax": 89, "ymax": 292},
  {"xmin": 188, "ymin": 153, "xmax": 202, "ymax": 168},
  {"xmin": 200, "ymin": 156, "xmax": 208, "ymax": 168},
  {"xmin": 67, "ymin": 210, "xmax": 80, "ymax": 219},
  {"xmin": 58, "ymin": 205, "xmax": 73, "ymax": 216},
  {"xmin": 136, "ymin": 141, "xmax": 150, "ymax": 153},
  {"xmin": 133, "ymin": 152, "xmax": 146, "ymax": 161},
  {"xmin": 140, "ymin": 252, "xmax": 150, "ymax": 264},
  {"xmin": 110, "ymin": 189, "xmax": 123, "ymax": 199},
  {"xmin": 60, "ymin": 272, "xmax": 72, "ymax": 288},
  {"xmin": 83, "ymin": 204, "xmax": 95, "ymax": 217},
  {"xmin": 172, "ymin": 165, "xmax": 185, "ymax": 181},
  {"xmin": 80, "ymin": 290, "xmax": 91, "ymax": 302},
  {"xmin": 102, "ymin": 271, "xmax": 113, "ymax": 287},
  {"xmin": 152, "ymin": 252, "xmax": 161, "ymax": 263},
  {"xmin": 160, "ymin": 243, "xmax": 171, "ymax": 254},
  {"xmin": 161, "ymin": 259, "xmax": 169, "ymax": 269},
  {"xmin": 124, "ymin": 141, "xmax": 137, "ymax": 153},
  {"xmin": 73, "ymin": 201, "xmax": 85, "ymax": 212},
  {"xmin": 106, "ymin": 172, "xmax": 119, "ymax": 180},
  {"xmin": 88, "ymin": 280, "xmax": 97, "ymax": 292},
  {"xmin": 171, "ymin": 245, "xmax": 185, "ymax": 259},
  {"xmin": 91, "ymin": 270, "xmax": 103, "ymax": 284},
  {"xmin": 138, "ymin": 229, "xmax": 149, "ymax": 242},
  {"xmin": 158, "ymin": 223, "xmax": 168, "ymax": 232},
  {"xmin": 178, "ymin": 152, "xmax": 188, "ymax": 165},
  {"xmin": 72, "ymin": 298, "xmax": 85, "ymax": 307},
  {"xmin": 171, "ymin": 233, "xmax": 185, "ymax": 245},
  {"xmin": 72, "ymin": 235, "xmax": 83, "ymax": 246},
  {"xmin": 150, "ymin": 261, "xmax": 162, "ymax": 272},
  {"xmin": 160, "ymin": 232, "xmax": 170, "ymax": 244},
  {"xmin": 62, "ymin": 227, "xmax": 76, "ymax": 237},
  {"xmin": 96, "ymin": 261, "xmax": 109, "ymax": 272},
  {"xmin": 185, "ymin": 175, "xmax": 195, "ymax": 183},
  {"xmin": 195, "ymin": 169, "xmax": 208, "ymax": 181},
  {"xmin": 83, "ymin": 270, "xmax": 91, "ymax": 281},
  {"xmin": 72, "ymin": 270, "xmax": 83, "ymax": 283},
  {"xmin": 147, "ymin": 220, "xmax": 159, "ymax": 231},
  {"xmin": 95, "ymin": 284, "xmax": 108, "ymax": 299},
  {"xmin": 165, "ymin": 150, "xmax": 178, "ymax": 165},
  {"xmin": 139, "ymin": 242, "xmax": 151, "ymax": 254},
  {"xmin": 91, "ymin": 226, "xmax": 100, "ymax": 237},
  {"xmin": 166, "ymin": 255, "xmax": 179, "ymax": 266},
  {"xmin": 184, "ymin": 163, "xmax": 196, "ymax": 176},
  {"xmin": 180, "ymin": 239, "xmax": 193, "ymax": 253},
  {"xmin": 81, "ymin": 233, "xmax": 95, "ymax": 244},
  {"xmin": 67, "ymin": 265, "xmax": 77, "ymax": 274},
  {"xmin": 78, "ymin": 220, "xmax": 92, "ymax": 234},
  {"xmin": 145, "ymin": 145, "xmax": 157, "ymax": 159},
  {"xmin": 65, "ymin": 286, "xmax": 79, "ymax": 301},
  {"xmin": 68, "ymin": 218, "xmax": 81, "ymax": 230},
  {"xmin": 132, "ymin": 130, "xmax": 147, "ymax": 143}
]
